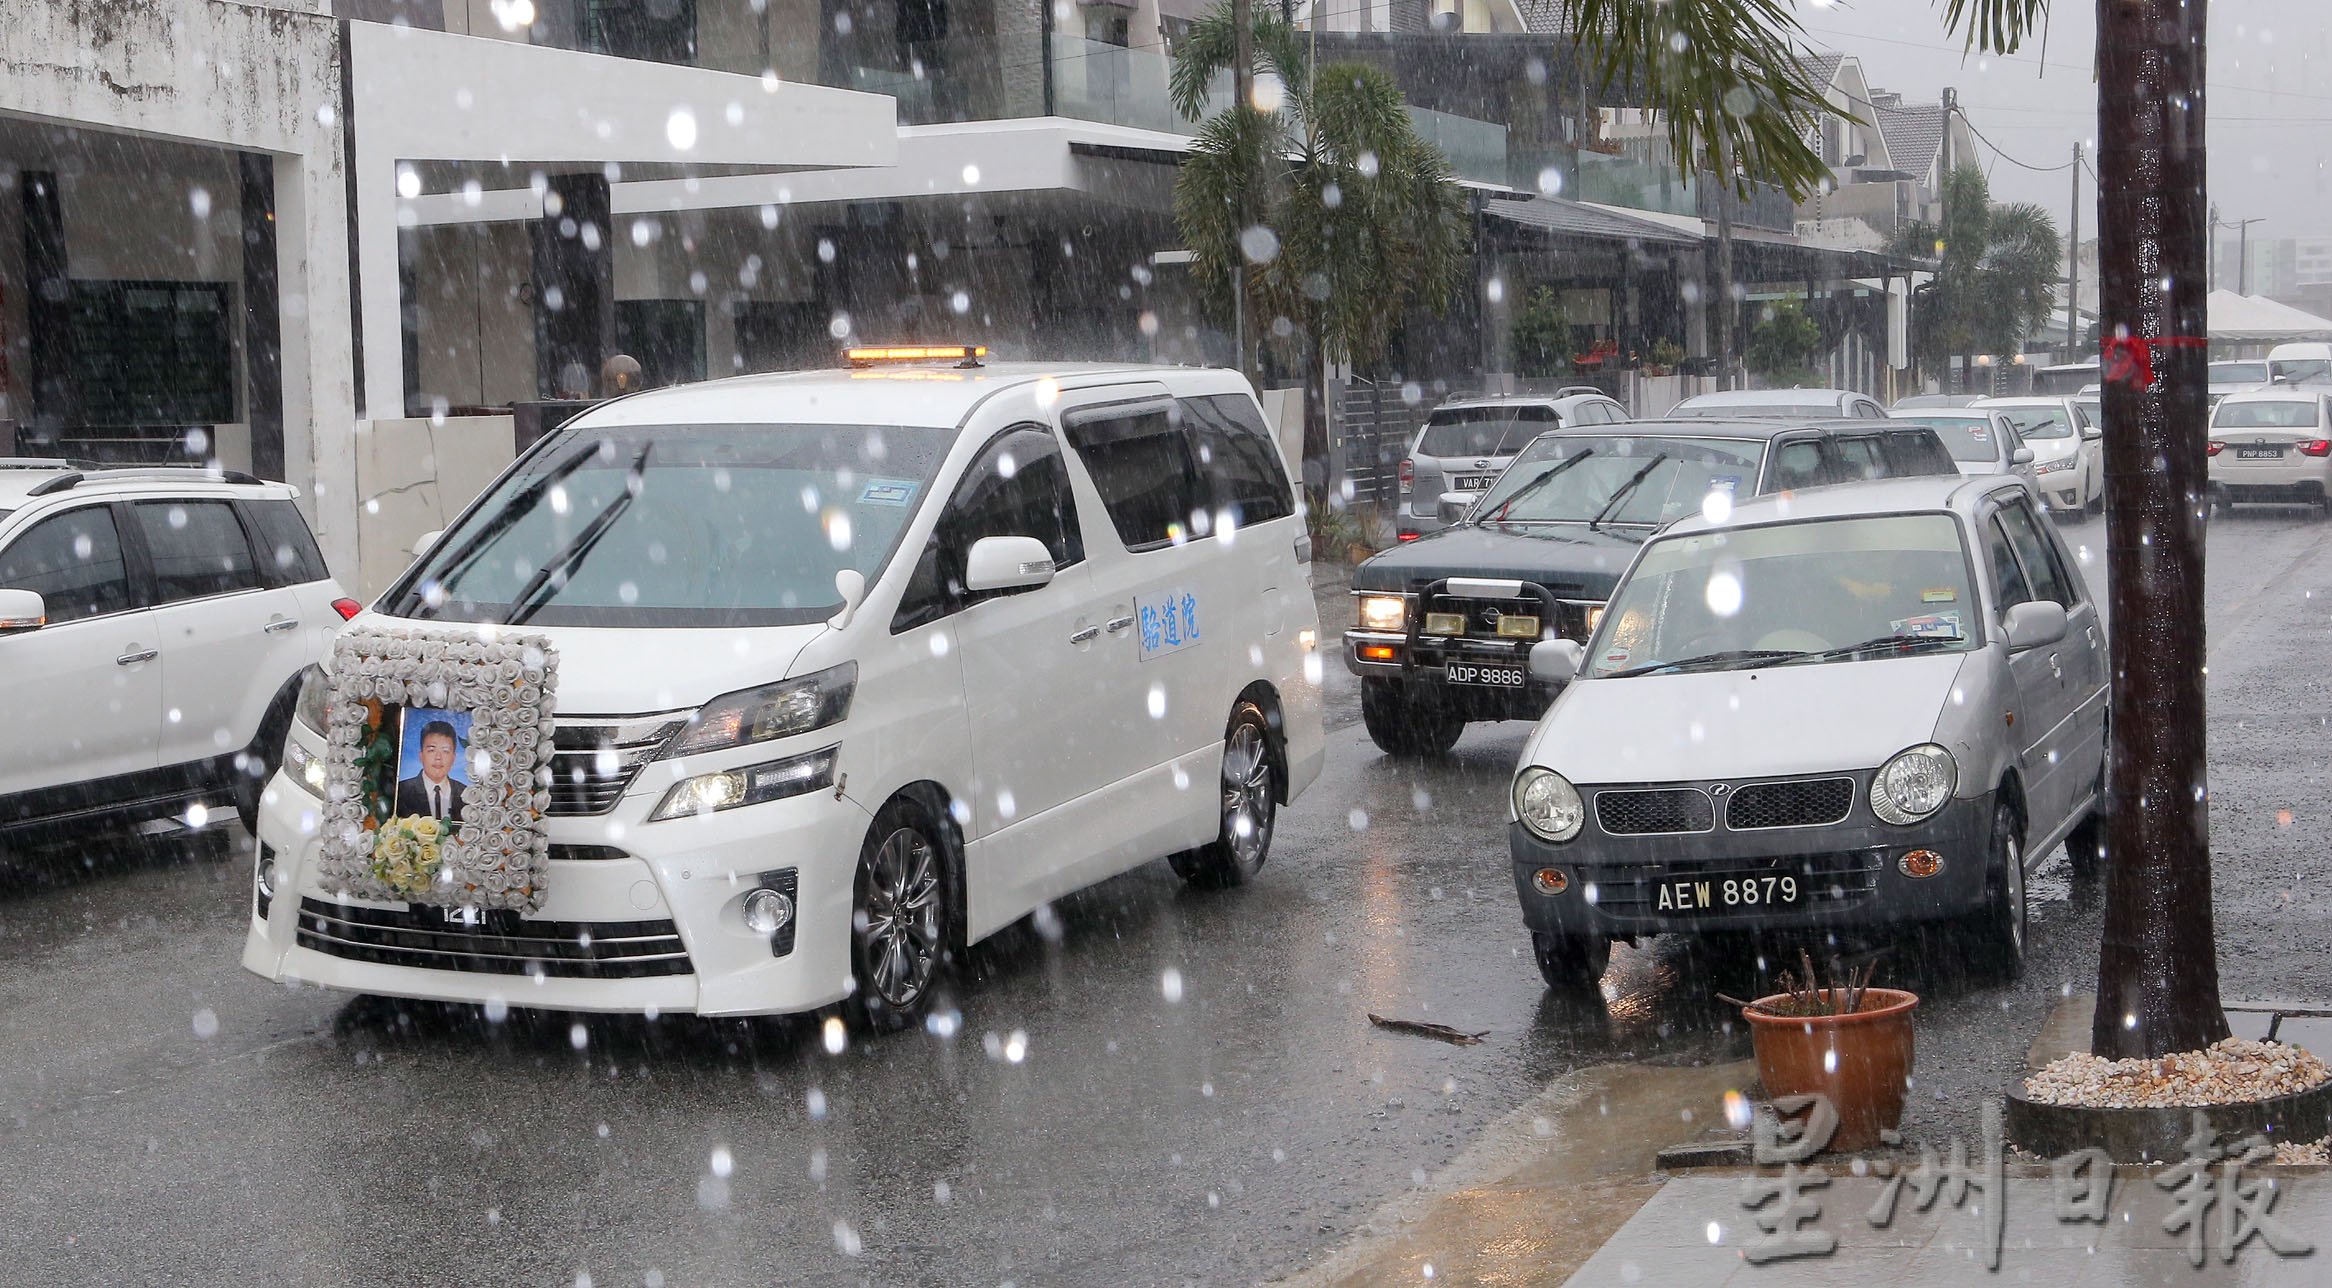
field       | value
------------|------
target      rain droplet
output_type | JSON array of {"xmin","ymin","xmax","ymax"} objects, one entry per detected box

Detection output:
[
  {"xmin": 822, "ymin": 1015, "xmax": 848, "ymax": 1054},
  {"xmin": 1003, "ymin": 1029, "xmax": 1028, "ymax": 1063},
  {"xmin": 569, "ymin": 1022, "xmax": 588, "ymax": 1050},
  {"xmin": 1162, "ymin": 968, "xmax": 1185, "ymax": 1003},
  {"xmin": 191, "ymin": 1008, "xmax": 218, "ymax": 1039},
  {"xmin": 1239, "ymin": 225, "xmax": 1280, "ymax": 264},
  {"xmin": 1147, "ymin": 685, "xmax": 1167, "ymax": 719},
  {"xmin": 710, "ymin": 1146, "xmax": 734, "ymax": 1178},
  {"xmin": 666, "ymin": 108, "xmax": 698, "ymax": 150},
  {"xmin": 1348, "ymin": 808, "xmax": 1369, "ymax": 830}
]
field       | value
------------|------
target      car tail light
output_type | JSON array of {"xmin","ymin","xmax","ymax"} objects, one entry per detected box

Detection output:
[
  {"xmin": 2301, "ymin": 440, "xmax": 2332, "ymax": 457},
  {"xmin": 1398, "ymin": 459, "xmax": 1414, "ymax": 489},
  {"xmin": 2206, "ymin": 440, "xmax": 2223, "ymax": 457},
  {"xmin": 331, "ymin": 598, "xmax": 363, "ymax": 621},
  {"xmin": 1396, "ymin": 531, "xmax": 1421, "ymax": 543}
]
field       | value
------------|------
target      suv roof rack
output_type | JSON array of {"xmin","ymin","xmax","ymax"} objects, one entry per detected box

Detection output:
[{"xmin": 23, "ymin": 465, "xmax": 266, "ymax": 497}]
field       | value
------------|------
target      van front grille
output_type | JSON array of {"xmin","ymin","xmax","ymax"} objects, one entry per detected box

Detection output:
[{"xmin": 295, "ymin": 898, "xmax": 691, "ymax": 978}]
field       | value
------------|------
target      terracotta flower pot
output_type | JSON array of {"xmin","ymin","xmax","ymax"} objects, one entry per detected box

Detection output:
[{"xmin": 1744, "ymin": 987, "xmax": 1918, "ymax": 1152}]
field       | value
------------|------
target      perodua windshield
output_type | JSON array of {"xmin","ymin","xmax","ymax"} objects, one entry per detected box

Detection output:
[
  {"xmin": 1893, "ymin": 414, "xmax": 2002, "ymax": 463},
  {"xmin": 1468, "ymin": 434, "xmax": 1763, "ymax": 528},
  {"xmin": 387, "ymin": 423, "xmax": 952, "ymax": 628},
  {"xmin": 1588, "ymin": 513, "xmax": 1982, "ymax": 678}
]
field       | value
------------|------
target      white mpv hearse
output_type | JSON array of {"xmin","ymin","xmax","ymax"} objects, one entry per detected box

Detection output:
[{"xmin": 243, "ymin": 352, "xmax": 1325, "ymax": 1029}]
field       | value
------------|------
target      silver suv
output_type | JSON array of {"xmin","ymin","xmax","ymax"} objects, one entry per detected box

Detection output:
[{"xmin": 1397, "ymin": 392, "xmax": 1629, "ymax": 539}]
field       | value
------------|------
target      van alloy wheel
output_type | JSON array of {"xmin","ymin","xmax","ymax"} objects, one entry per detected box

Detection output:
[
  {"xmin": 858, "ymin": 824, "xmax": 944, "ymax": 1010},
  {"xmin": 1170, "ymin": 701, "xmax": 1281, "ymax": 887},
  {"xmin": 1222, "ymin": 720, "xmax": 1275, "ymax": 871}
]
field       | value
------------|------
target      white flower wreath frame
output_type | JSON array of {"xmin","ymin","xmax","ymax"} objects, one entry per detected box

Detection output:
[{"xmin": 312, "ymin": 625, "xmax": 562, "ymax": 913}]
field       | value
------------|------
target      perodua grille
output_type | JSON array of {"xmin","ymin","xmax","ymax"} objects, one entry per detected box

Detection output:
[
  {"xmin": 1594, "ymin": 788, "xmax": 1715, "ymax": 835},
  {"xmin": 295, "ymin": 898, "xmax": 691, "ymax": 978},
  {"xmin": 547, "ymin": 713, "xmax": 688, "ymax": 816},
  {"xmin": 1725, "ymin": 778, "xmax": 1857, "ymax": 830}
]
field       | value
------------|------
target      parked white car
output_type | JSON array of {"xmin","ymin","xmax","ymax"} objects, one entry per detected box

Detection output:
[
  {"xmin": 0, "ymin": 462, "xmax": 357, "ymax": 844},
  {"xmin": 2208, "ymin": 389, "xmax": 2332, "ymax": 516},
  {"xmin": 1393, "ymin": 392, "xmax": 1629, "ymax": 541},
  {"xmin": 1507, "ymin": 475, "xmax": 2106, "ymax": 988},
  {"xmin": 1887, "ymin": 408, "xmax": 2040, "ymax": 491},
  {"xmin": 1971, "ymin": 396, "xmax": 2104, "ymax": 514},
  {"xmin": 243, "ymin": 357, "xmax": 1326, "ymax": 1028},
  {"xmin": 1667, "ymin": 388, "xmax": 1889, "ymax": 420}
]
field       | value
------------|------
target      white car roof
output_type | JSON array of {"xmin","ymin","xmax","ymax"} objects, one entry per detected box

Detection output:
[
  {"xmin": 1674, "ymin": 389, "xmax": 1860, "ymax": 408},
  {"xmin": 1968, "ymin": 396, "xmax": 2072, "ymax": 408},
  {"xmin": 568, "ymin": 361, "xmax": 1251, "ymax": 431},
  {"xmin": 1431, "ymin": 392, "xmax": 1615, "ymax": 413},
  {"xmin": 1659, "ymin": 474, "xmax": 2011, "ymax": 539},
  {"xmin": 0, "ymin": 464, "xmax": 300, "ymax": 511},
  {"xmin": 2215, "ymin": 389, "xmax": 2326, "ymax": 406}
]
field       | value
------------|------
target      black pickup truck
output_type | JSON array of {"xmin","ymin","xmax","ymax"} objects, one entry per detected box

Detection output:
[{"xmin": 1344, "ymin": 418, "xmax": 1961, "ymax": 754}]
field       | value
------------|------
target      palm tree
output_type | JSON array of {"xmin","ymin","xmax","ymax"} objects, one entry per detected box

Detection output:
[
  {"xmin": 1170, "ymin": 4, "xmax": 1469, "ymax": 506},
  {"xmin": 1890, "ymin": 167, "xmax": 2063, "ymax": 374}
]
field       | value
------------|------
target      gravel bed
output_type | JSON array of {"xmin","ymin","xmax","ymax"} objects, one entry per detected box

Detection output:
[{"xmin": 2022, "ymin": 1037, "xmax": 2331, "ymax": 1108}]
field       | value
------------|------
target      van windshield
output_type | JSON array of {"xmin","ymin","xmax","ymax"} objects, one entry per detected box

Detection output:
[
  {"xmin": 390, "ymin": 423, "xmax": 952, "ymax": 628},
  {"xmin": 2270, "ymin": 358, "xmax": 2332, "ymax": 384}
]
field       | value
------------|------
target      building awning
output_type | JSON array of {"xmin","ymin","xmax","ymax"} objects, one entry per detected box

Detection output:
[{"xmin": 1481, "ymin": 195, "xmax": 1700, "ymax": 248}]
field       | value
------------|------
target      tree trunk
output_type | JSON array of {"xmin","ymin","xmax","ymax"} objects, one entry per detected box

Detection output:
[{"xmin": 2089, "ymin": 0, "xmax": 2230, "ymax": 1060}]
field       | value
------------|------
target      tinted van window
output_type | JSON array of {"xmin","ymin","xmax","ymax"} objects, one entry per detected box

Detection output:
[
  {"xmin": 894, "ymin": 427, "xmax": 1083, "ymax": 632},
  {"xmin": 1185, "ymin": 394, "xmax": 1294, "ymax": 525},
  {"xmin": 1064, "ymin": 403, "xmax": 1207, "ymax": 549}
]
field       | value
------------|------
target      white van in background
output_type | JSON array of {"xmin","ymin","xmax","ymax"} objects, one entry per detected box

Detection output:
[{"xmin": 2267, "ymin": 343, "xmax": 2332, "ymax": 386}]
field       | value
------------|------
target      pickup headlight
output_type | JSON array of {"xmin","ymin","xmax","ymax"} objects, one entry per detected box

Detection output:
[
  {"xmin": 662, "ymin": 663, "xmax": 856, "ymax": 758},
  {"xmin": 293, "ymin": 664, "xmax": 330, "ymax": 736},
  {"xmin": 1514, "ymin": 767, "xmax": 1586, "ymax": 843},
  {"xmin": 649, "ymin": 746, "xmax": 838, "ymax": 821},
  {"xmin": 2032, "ymin": 457, "xmax": 2075, "ymax": 474},
  {"xmin": 1358, "ymin": 595, "xmax": 1408, "ymax": 632},
  {"xmin": 1872, "ymin": 744, "xmax": 1957, "ymax": 825},
  {"xmin": 283, "ymin": 737, "xmax": 329, "ymax": 799}
]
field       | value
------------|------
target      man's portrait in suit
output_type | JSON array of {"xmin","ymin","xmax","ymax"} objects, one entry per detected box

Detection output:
[{"xmin": 392, "ymin": 710, "xmax": 471, "ymax": 823}]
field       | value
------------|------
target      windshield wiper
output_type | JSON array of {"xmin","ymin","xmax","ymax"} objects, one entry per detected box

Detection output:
[
  {"xmin": 1784, "ymin": 633, "xmax": 1964, "ymax": 664},
  {"xmin": 502, "ymin": 443, "xmax": 653, "ymax": 627},
  {"xmin": 406, "ymin": 439, "xmax": 606, "ymax": 619},
  {"xmin": 1486, "ymin": 449, "xmax": 1595, "ymax": 523},
  {"xmin": 1586, "ymin": 454, "xmax": 1669, "ymax": 531},
  {"xmin": 1604, "ymin": 648, "xmax": 1803, "ymax": 679}
]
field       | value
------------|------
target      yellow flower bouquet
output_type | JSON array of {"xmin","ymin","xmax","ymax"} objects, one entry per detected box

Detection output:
[{"xmin": 370, "ymin": 816, "xmax": 449, "ymax": 898}]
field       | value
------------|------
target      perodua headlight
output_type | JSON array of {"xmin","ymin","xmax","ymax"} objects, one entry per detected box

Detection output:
[
  {"xmin": 1514, "ymin": 767, "xmax": 1586, "ymax": 843},
  {"xmin": 293, "ymin": 664, "xmax": 330, "ymax": 736},
  {"xmin": 1872, "ymin": 744, "xmax": 1957, "ymax": 825}
]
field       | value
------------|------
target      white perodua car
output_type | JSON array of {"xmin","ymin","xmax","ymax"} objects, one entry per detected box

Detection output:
[{"xmin": 243, "ymin": 352, "xmax": 1325, "ymax": 1029}]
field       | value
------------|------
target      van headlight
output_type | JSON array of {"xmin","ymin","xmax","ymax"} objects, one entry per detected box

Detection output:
[
  {"xmin": 662, "ymin": 663, "xmax": 856, "ymax": 758},
  {"xmin": 293, "ymin": 664, "xmax": 330, "ymax": 735},
  {"xmin": 650, "ymin": 746, "xmax": 839, "ymax": 821},
  {"xmin": 1871, "ymin": 744, "xmax": 1957, "ymax": 825},
  {"xmin": 1514, "ymin": 767, "xmax": 1586, "ymax": 843},
  {"xmin": 283, "ymin": 737, "xmax": 329, "ymax": 799},
  {"xmin": 1357, "ymin": 595, "xmax": 1408, "ymax": 631}
]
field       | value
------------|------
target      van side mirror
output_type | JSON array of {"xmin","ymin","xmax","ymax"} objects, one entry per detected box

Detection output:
[
  {"xmin": 1529, "ymin": 638, "xmax": 1585, "ymax": 683},
  {"xmin": 2081, "ymin": 424, "xmax": 2103, "ymax": 441},
  {"xmin": 412, "ymin": 529, "xmax": 445, "ymax": 559},
  {"xmin": 2002, "ymin": 600, "xmax": 2068, "ymax": 651},
  {"xmin": 963, "ymin": 535, "xmax": 1057, "ymax": 594},
  {"xmin": 1437, "ymin": 492, "xmax": 1475, "ymax": 525},
  {"xmin": 2010, "ymin": 446, "xmax": 2035, "ymax": 465},
  {"xmin": 0, "ymin": 588, "xmax": 45, "ymax": 635}
]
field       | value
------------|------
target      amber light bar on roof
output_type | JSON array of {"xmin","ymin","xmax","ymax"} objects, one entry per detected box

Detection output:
[{"xmin": 842, "ymin": 344, "xmax": 989, "ymax": 367}]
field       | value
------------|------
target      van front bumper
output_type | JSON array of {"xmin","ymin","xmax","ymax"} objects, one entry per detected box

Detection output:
[
  {"xmin": 241, "ymin": 750, "xmax": 873, "ymax": 1018},
  {"xmin": 1510, "ymin": 790, "xmax": 1995, "ymax": 941}
]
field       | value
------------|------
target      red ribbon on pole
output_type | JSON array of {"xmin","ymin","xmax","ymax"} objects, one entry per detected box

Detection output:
[{"xmin": 2099, "ymin": 334, "xmax": 2208, "ymax": 388}]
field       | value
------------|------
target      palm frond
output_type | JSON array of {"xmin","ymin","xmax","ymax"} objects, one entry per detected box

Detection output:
[
  {"xmin": 1938, "ymin": 0, "xmax": 2051, "ymax": 55},
  {"xmin": 1563, "ymin": 0, "xmax": 1830, "ymax": 200}
]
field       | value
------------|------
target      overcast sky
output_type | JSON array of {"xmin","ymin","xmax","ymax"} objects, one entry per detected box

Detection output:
[{"xmin": 1798, "ymin": 1, "xmax": 2331, "ymax": 248}]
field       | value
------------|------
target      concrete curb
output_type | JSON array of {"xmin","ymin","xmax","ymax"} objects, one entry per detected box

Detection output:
[{"xmin": 1272, "ymin": 1058, "xmax": 1755, "ymax": 1287}]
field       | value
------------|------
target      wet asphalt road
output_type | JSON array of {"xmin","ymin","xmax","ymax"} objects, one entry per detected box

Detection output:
[{"xmin": 3, "ymin": 503, "xmax": 2327, "ymax": 1286}]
